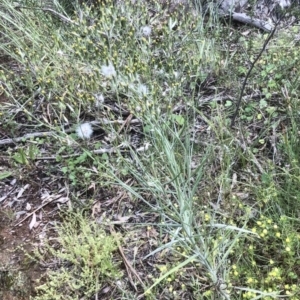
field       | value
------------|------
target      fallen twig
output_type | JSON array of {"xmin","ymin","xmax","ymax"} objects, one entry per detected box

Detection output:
[
  {"xmin": 231, "ymin": 12, "xmax": 273, "ymax": 32},
  {"xmin": 15, "ymin": 6, "xmax": 78, "ymax": 25},
  {"xmin": 231, "ymin": 20, "xmax": 279, "ymax": 127},
  {"xmin": 14, "ymin": 194, "xmax": 64, "ymax": 227},
  {"xmin": 109, "ymin": 226, "xmax": 145, "ymax": 291},
  {"xmin": 34, "ymin": 146, "xmax": 116, "ymax": 160},
  {"xmin": 0, "ymin": 131, "xmax": 56, "ymax": 146},
  {"xmin": 0, "ymin": 119, "xmax": 141, "ymax": 146}
]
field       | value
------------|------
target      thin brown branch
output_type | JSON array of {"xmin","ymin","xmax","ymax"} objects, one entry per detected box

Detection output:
[
  {"xmin": 15, "ymin": 6, "xmax": 78, "ymax": 25},
  {"xmin": 230, "ymin": 21, "xmax": 279, "ymax": 127},
  {"xmin": 0, "ymin": 119, "xmax": 141, "ymax": 146},
  {"xmin": 109, "ymin": 226, "xmax": 145, "ymax": 291},
  {"xmin": 14, "ymin": 194, "xmax": 64, "ymax": 227}
]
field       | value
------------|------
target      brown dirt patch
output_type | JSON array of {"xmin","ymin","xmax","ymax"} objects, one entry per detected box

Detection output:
[{"xmin": 0, "ymin": 180, "xmax": 64, "ymax": 300}]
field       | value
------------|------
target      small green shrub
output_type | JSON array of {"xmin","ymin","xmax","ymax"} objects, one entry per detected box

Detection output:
[{"xmin": 33, "ymin": 212, "xmax": 122, "ymax": 300}]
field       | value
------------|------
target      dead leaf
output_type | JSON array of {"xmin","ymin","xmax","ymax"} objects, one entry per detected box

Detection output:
[
  {"xmin": 231, "ymin": 173, "xmax": 237, "ymax": 189},
  {"xmin": 17, "ymin": 184, "xmax": 30, "ymax": 198},
  {"xmin": 102, "ymin": 286, "xmax": 111, "ymax": 293},
  {"xmin": 41, "ymin": 190, "xmax": 51, "ymax": 201},
  {"xmin": 29, "ymin": 212, "xmax": 37, "ymax": 230},
  {"xmin": 241, "ymin": 30, "xmax": 250, "ymax": 36},
  {"xmin": 114, "ymin": 215, "xmax": 131, "ymax": 223},
  {"xmin": 147, "ymin": 227, "xmax": 159, "ymax": 238},
  {"xmin": 233, "ymin": 192, "xmax": 249, "ymax": 200},
  {"xmin": 88, "ymin": 182, "xmax": 96, "ymax": 191},
  {"xmin": 55, "ymin": 197, "xmax": 69, "ymax": 203},
  {"xmin": 92, "ymin": 201, "xmax": 101, "ymax": 218}
]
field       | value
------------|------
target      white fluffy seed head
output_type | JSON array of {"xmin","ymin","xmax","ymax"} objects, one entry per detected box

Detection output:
[
  {"xmin": 101, "ymin": 63, "xmax": 116, "ymax": 78},
  {"xmin": 76, "ymin": 122, "xmax": 93, "ymax": 139},
  {"xmin": 94, "ymin": 93, "xmax": 104, "ymax": 107},
  {"xmin": 141, "ymin": 26, "xmax": 151, "ymax": 37},
  {"xmin": 137, "ymin": 84, "xmax": 148, "ymax": 96}
]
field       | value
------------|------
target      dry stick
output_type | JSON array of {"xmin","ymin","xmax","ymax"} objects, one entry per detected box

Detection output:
[
  {"xmin": 231, "ymin": 13, "xmax": 273, "ymax": 32},
  {"xmin": 15, "ymin": 6, "xmax": 78, "ymax": 25},
  {"xmin": 0, "ymin": 119, "xmax": 141, "ymax": 146},
  {"xmin": 14, "ymin": 195, "xmax": 64, "ymax": 227},
  {"xmin": 34, "ymin": 147, "xmax": 115, "ymax": 160},
  {"xmin": 230, "ymin": 21, "xmax": 279, "ymax": 128},
  {"xmin": 0, "ymin": 131, "xmax": 56, "ymax": 146},
  {"xmin": 0, "ymin": 143, "xmax": 149, "ymax": 161},
  {"xmin": 39, "ymin": 8, "xmax": 78, "ymax": 24},
  {"xmin": 117, "ymin": 114, "xmax": 133, "ymax": 134},
  {"xmin": 109, "ymin": 226, "xmax": 145, "ymax": 291}
]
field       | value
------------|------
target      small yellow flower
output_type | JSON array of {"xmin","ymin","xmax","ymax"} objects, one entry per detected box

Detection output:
[
  {"xmin": 291, "ymin": 284, "xmax": 297, "ymax": 290},
  {"xmin": 273, "ymin": 267, "xmax": 280, "ymax": 274},
  {"xmin": 204, "ymin": 214, "xmax": 210, "ymax": 221},
  {"xmin": 247, "ymin": 277, "xmax": 254, "ymax": 283},
  {"xmin": 159, "ymin": 265, "xmax": 167, "ymax": 272},
  {"xmin": 285, "ymin": 246, "xmax": 291, "ymax": 252},
  {"xmin": 276, "ymin": 232, "xmax": 281, "ymax": 238}
]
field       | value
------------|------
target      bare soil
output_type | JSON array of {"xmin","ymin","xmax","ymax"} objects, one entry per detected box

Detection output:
[{"xmin": 0, "ymin": 170, "xmax": 62, "ymax": 299}]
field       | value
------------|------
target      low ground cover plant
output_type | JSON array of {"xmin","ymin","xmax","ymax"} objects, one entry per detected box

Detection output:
[{"xmin": 32, "ymin": 212, "xmax": 121, "ymax": 300}]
